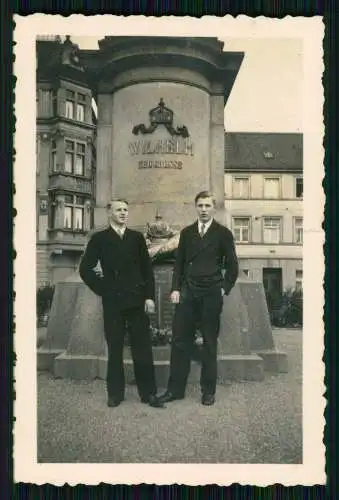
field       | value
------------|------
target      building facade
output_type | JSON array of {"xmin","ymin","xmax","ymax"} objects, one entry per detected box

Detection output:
[
  {"xmin": 36, "ymin": 36, "xmax": 96, "ymax": 285},
  {"xmin": 224, "ymin": 132, "xmax": 303, "ymax": 296}
]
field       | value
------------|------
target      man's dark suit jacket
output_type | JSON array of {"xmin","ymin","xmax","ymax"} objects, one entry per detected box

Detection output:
[
  {"xmin": 79, "ymin": 226, "xmax": 155, "ymax": 310},
  {"xmin": 172, "ymin": 219, "xmax": 239, "ymax": 296}
]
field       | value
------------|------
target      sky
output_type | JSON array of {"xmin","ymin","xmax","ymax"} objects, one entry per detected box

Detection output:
[{"xmin": 72, "ymin": 36, "xmax": 302, "ymax": 133}]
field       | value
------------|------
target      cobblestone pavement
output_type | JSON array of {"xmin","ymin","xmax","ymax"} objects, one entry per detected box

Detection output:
[{"xmin": 37, "ymin": 329, "xmax": 302, "ymax": 463}]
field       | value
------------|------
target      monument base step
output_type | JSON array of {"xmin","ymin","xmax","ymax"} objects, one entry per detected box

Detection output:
[
  {"xmin": 37, "ymin": 348, "xmax": 65, "ymax": 371},
  {"xmin": 255, "ymin": 350, "xmax": 288, "ymax": 373},
  {"xmin": 54, "ymin": 354, "xmax": 100, "ymax": 380},
  {"xmin": 49, "ymin": 352, "xmax": 266, "ymax": 382},
  {"xmin": 122, "ymin": 358, "xmax": 201, "ymax": 387},
  {"xmin": 217, "ymin": 354, "xmax": 265, "ymax": 381},
  {"xmin": 108, "ymin": 354, "xmax": 264, "ymax": 384}
]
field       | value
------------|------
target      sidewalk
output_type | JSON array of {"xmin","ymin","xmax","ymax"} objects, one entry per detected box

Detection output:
[{"xmin": 37, "ymin": 329, "xmax": 302, "ymax": 463}]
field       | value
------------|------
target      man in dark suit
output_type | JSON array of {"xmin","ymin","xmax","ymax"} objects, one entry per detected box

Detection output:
[
  {"xmin": 79, "ymin": 199, "xmax": 164, "ymax": 408},
  {"xmin": 159, "ymin": 191, "xmax": 239, "ymax": 406}
]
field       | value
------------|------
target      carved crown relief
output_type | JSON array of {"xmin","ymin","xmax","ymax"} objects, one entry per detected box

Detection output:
[{"xmin": 132, "ymin": 98, "xmax": 189, "ymax": 138}]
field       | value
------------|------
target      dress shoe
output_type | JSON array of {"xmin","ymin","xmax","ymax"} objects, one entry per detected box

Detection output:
[
  {"xmin": 201, "ymin": 394, "xmax": 215, "ymax": 406},
  {"xmin": 107, "ymin": 398, "xmax": 123, "ymax": 408},
  {"xmin": 158, "ymin": 391, "xmax": 184, "ymax": 404},
  {"xmin": 141, "ymin": 395, "xmax": 165, "ymax": 408}
]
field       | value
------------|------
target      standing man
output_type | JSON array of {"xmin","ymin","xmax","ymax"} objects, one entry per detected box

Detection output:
[
  {"xmin": 159, "ymin": 191, "xmax": 239, "ymax": 406},
  {"xmin": 79, "ymin": 199, "xmax": 164, "ymax": 408}
]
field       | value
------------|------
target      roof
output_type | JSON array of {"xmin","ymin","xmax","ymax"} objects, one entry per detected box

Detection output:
[
  {"xmin": 36, "ymin": 37, "xmax": 89, "ymax": 86},
  {"xmin": 225, "ymin": 132, "xmax": 303, "ymax": 172}
]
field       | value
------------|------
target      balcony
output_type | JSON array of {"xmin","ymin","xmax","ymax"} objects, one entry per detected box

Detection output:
[
  {"xmin": 49, "ymin": 173, "xmax": 92, "ymax": 195},
  {"xmin": 47, "ymin": 228, "xmax": 88, "ymax": 250}
]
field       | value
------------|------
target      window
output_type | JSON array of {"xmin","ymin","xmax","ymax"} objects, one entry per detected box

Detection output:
[
  {"xmin": 242, "ymin": 269, "xmax": 249, "ymax": 277},
  {"xmin": 295, "ymin": 269, "xmax": 303, "ymax": 292},
  {"xmin": 294, "ymin": 217, "xmax": 303, "ymax": 244},
  {"xmin": 48, "ymin": 193, "xmax": 57, "ymax": 229},
  {"xmin": 75, "ymin": 143, "xmax": 85, "ymax": 175},
  {"xmin": 51, "ymin": 140, "xmax": 57, "ymax": 172},
  {"xmin": 64, "ymin": 139, "xmax": 86, "ymax": 175},
  {"xmin": 65, "ymin": 90, "xmax": 75, "ymax": 119},
  {"xmin": 263, "ymin": 217, "xmax": 281, "ymax": 244},
  {"xmin": 64, "ymin": 194, "xmax": 85, "ymax": 230},
  {"xmin": 64, "ymin": 89, "xmax": 86, "ymax": 122},
  {"xmin": 264, "ymin": 177, "xmax": 280, "ymax": 198},
  {"xmin": 76, "ymin": 103, "xmax": 85, "ymax": 121},
  {"xmin": 36, "ymin": 136, "xmax": 41, "ymax": 173},
  {"xmin": 76, "ymin": 93, "xmax": 86, "ymax": 122},
  {"xmin": 39, "ymin": 89, "xmax": 52, "ymax": 117},
  {"xmin": 52, "ymin": 89, "xmax": 58, "ymax": 116},
  {"xmin": 65, "ymin": 140, "xmax": 74, "ymax": 173},
  {"xmin": 64, "ymin": 205, "xmax": 72, "ymax": 229},
  {"xmin": 233, "ymin": 217, "xmax": 250, "ymax": 243},
  {"xmin": 233, "ymin": 177, "xmax": 249, "ymax": 198},
  {"xmin": 295, "ymin": 177, "xmax": 303, "ymax": 198}
]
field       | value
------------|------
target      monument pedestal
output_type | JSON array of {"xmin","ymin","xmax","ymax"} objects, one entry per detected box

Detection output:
[{"xmin": 38, "ymin": 271, "xmax": 287, "ymax": 385}]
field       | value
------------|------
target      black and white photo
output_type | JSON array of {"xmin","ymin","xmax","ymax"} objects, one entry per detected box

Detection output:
[{"xmin": 14, "ymin": 15, "xmax": 325, "ymax": 486}]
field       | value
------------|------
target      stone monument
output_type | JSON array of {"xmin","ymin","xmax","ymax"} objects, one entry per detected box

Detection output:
[
  {"xmin": 38, "ymin": 36, "xmax": 287, "ymax": 383},
  {"xmin": 81, "ymin": 36, "xmax": 244, "ymax": 228}
]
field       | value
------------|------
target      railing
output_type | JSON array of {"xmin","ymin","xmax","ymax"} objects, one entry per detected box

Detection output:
[{"xmin": 48, "ymin": 228, "xmax": 87, "ymax": 246}]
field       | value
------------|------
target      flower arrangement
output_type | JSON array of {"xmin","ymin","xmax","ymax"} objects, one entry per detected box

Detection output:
[{"xmin": 150, "ymin": 325, "xmax": 172, "ymax": 346}]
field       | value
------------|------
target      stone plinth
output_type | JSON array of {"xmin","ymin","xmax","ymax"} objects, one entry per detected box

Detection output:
[
  {"xmin": 237, "ymin": 275, "xmax": 288, "ymax": 373},
  {"xmin": 53, "ymin": 281, "xmax": 106, "ymax": 379},
  {"xmin": 238, "ymin": 278, "xmax": 274, "ymax": 350},
  {"xmin": 37, "ymin": 273, "xmax": 87, "ymax": 371},
  {"xmin": 218, "ymin": 282, "xmax": 250, "ymax": 355}
]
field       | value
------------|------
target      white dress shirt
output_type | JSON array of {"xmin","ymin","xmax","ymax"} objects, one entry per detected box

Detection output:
[
  {"xmin": 198, "ymin": 218, "xmax": 213, "ymax": 236},
  {"xmin": 110, "ymin": 223, "xmax": 126, "ymax": 238}
]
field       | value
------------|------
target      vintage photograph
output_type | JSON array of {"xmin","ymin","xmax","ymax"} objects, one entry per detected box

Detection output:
[{"xmin": 14, "ymin": 15, "xmax": 324, "ymax": 486}]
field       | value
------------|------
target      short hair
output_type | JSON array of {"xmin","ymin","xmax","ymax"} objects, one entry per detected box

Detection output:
[
  {"xmin": 106, "ymin": 198, "xmax": 129, "ymax": 210},
  {"xmin": 194, "ymin": 190, "xmax": 216, "ymax": 206}
]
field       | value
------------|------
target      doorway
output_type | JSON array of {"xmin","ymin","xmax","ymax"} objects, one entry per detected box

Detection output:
[
  {"xmin": 263, "ymin": 267, "xmax": 283, "ymax": 321},
  {"xmin": 263, "ymin": 267, "xmax": 282, "ymax": 296}
]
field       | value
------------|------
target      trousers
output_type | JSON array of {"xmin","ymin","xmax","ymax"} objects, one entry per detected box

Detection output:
[
  {"xmin": 102, "ymin": 303, "xmax": 157, "ymax": 400},
  {"xmin": 168, "ymin": 286, "xmax": 223, "ymax": 396}
]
